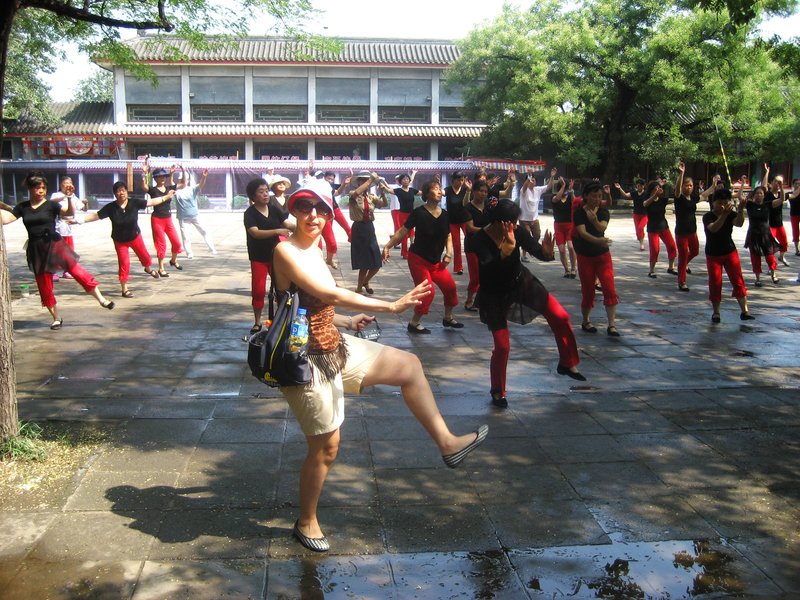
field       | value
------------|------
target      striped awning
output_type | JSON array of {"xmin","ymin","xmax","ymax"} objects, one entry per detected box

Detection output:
[
  {"xmin": 469, "ymin": 158, "xmax": 546, "ymax": 172},
  {"xmin": 0, "ymin": 158, "xmax": 478, "ymax": 174}
]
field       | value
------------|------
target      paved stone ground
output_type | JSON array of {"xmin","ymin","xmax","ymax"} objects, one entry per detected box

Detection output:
[{"xmin": 1, "ymin": 205, "xmax": 799, "ymax": 599}]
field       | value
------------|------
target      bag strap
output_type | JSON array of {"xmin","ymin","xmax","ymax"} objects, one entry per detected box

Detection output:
[
  {"xmin": 268, "ymin": 279, "xmax": 298, "ymax": 322},
  {"xmin": 268, "ymin": 278, "xmax": 276, "ymax": 322}
]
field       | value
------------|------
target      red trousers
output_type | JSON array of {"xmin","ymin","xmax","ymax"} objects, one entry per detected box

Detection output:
[
  {"xmin": 151, "ymin": 215, "xmax": 182, "ymax": 259},
  {"xmin": 250, "ymin": 260, "xmax": 271, "ymax": 311},
  {"xmin": 113, "ymin": 235, "xmax": 154, "ymax": 282},
  {"xmin": 489, "ymin": 294, "xmax": 579, "ymax": 396},
  {"xmin": 576, "ymin": 252, "xmax": 619, "ymax": 309},
  {"xmin": 790, "ymin": 215, "xmax": 800, "ymax": 244},
  {"xmin": 391, "ymin": 210, "xmax": 412, "ymax": 258},
  {"xmin": 34, "ymin": 262, "xmax": 98, "ymax": 308},
  {"xmin": 676, "ymin": 232, "xmax": 699, "ymax": 285},
  {"xmin": 320, "ymin": 219, "xmax": 337, "ymax": 255},
  {"xmin": 633, "ymin": 214, "xmax": 648, "ymax": 241},
  {"xmin": 406, "ymin": 252, "xmax": 458, "ymax": 315},
  {"xmin": 770, "ymin": 225, "xmax": 788, "ymax": 253},
  {"xmin": 648, "ymin": 228, "xmax": 677, "ymax": 264},
  {"xmin": 706, "ymin": 251, "xmax": 747, "ymax": 304},
  {"xmin": 749, "ymin": 250, "xmax": 777, "ymax": 275},
  {"xmin": 449, "ymin": 223, "xmax": 466, "ymax": 272},
  {"xmin": 554, "ymin": 222, "xmax": 573, "ymax": 246},
  {"xmin": 333, "ymin": 207, "xmax": 351, "ymax": 242}
]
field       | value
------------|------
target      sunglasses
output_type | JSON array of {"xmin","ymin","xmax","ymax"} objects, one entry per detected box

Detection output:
[{"xmin": 294, "ymin": 198, "xmax": 333, "ymax": 219}]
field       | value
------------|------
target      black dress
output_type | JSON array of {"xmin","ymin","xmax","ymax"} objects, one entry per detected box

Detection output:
[
  {"xmin": 744, "ymin": 202, "xmax": 780, "ymax": 257},
  {"xmin": 12, "ymin": 200, "xmax": 78, "ymax": 276},
  {"xmin": 471, "ymin": 226, "xmax": 553, "ymax": 331}
]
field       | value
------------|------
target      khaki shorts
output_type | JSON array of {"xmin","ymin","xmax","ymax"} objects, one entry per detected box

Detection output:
[{"xmin": 281, "ymin": 335, "xmax": 384, "ymax": 437}]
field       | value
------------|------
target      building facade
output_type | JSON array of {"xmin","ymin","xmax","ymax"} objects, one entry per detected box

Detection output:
[{"xmin": 2, "ymin": 35, "xmax": 511, "ymax": 205}]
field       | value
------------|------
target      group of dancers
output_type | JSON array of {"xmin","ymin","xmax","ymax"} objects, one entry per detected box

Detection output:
[{"xmin": 2, "ymin": 163, "xmax": 217, "ymax": 329}]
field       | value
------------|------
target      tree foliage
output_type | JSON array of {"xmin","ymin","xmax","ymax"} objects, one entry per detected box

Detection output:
[
  {"xmin": 73, "ymin": 69, "xmax": 113, "ymax": 103},
  {"xmin": 448, "ymin": 0, "xmax": 800, "ymax": 181}
]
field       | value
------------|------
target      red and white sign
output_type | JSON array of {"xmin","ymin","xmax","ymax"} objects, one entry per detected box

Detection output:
[{"xmin": 66, "ymin": 138, "xmax": 94, "ymax": 155}]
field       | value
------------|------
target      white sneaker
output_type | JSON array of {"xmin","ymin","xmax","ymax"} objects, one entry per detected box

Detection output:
[{"xmin": 186, "ymin": 254, "xmax": 194, "ymax": 259}]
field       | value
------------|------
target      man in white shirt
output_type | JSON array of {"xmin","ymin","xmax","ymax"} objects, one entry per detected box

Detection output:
[
  {"xmin": 50, "ymin": 177, "xmax": 86, "ymax": 279},
  {"xmin": 519, "ymin": 167, "xmax": 557, "ymax": 260}
]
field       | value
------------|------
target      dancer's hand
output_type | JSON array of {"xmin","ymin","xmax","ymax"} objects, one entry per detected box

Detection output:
[
  {"xmin": 392, "ymin": 281, "xmax": 432, "ymax": 313},
  {"xmin": 349, "ymin": 314, "xmax": 375, "ymax": 331},
  {"xmin": 541, "ymin": 229, "xmax": 555, "ymax": 259},
  {"xmin": 499, "ymin": 221, "xmax": 516, "ymax": 257}
]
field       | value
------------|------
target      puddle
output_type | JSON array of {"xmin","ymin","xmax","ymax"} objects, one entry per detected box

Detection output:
[
  {"xmin": 515, "ymin": 538, "xmax": 747, "ymax": 599},
  {"xmin": 265, "ymin": 540, "xmax": 751, "ymax": 598}
]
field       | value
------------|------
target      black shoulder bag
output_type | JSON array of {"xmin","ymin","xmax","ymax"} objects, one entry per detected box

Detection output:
[{"xmin": 247, "ymin": 280, "xmax": 312, "ymax": 387}]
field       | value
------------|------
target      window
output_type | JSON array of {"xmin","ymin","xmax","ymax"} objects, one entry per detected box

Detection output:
[
  {"xmin": 438, "ymin": 141, "xmax": 469, "ymax": 161},
  {"xmin": 439, "ymin": 107, "xmax": 468, "ymax": 123},
  {"xmin": 440, "ymin": 83, "xmax": 471, "ymax": 123},
  {"xmin": 190, "ymin": 76, "xmax": 245, "ymax": 122},
  {"xmin": 378, "ymin": 79, "xmax": 431, "ymax": 124},
  {"xmin": 255, "ymin": 141, "xmax": 307, "ymax": 161},
  {"xmin": 254, "ymin": 106, "xmax": 308, "ymax": 122},
  {"xmin": 191, "ymin": 105, "xmax": 245, "ymax": 122},
  {"xmin": 378, "ymin": 106, "xmax": 430, "ymax": 123},
  {"xmin": 316, "ymin": 78, "xmax": 369, "ymax": 123},
  {"xmin": 128, "ymin": 105, "xmax": 181, "ymax": 122},
  {"xmin": 377, "ymin": 141, "xmax": 429, "ymax": 161},
  {"xmin": 83, "ymin": 172, "xmax": 116, "ymax": 200},
  {"xmin": 191, "ymin": 142, "xmax": 245, "ymax": 160},
  {"xmin": 315, "ymin": 141, "xmax": 366, "ymax": 161},
  {"xmin": 126, "ymin": 75, "xmax": 181, "ymax": 123},
  {"xmin": 130, "ymin": 143, "xmax": 182, "ymax": 159}
]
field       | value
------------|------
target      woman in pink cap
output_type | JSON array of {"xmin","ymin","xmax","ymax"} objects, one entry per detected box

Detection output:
[{"xmin": 271, "ymin": 179, "xmax": 487, "ymax": 553}]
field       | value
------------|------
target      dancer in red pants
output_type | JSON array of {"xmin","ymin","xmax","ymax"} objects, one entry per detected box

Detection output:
[
  {"xmin": 471, "ymin": 199, "xmax": 584, "ymax": 408},
  {"xmin": 573, "ymin": 182, "xmax": 620, "ymax": 337},
  {"xmin": 2, "ymin": 172, "xmax": 115, "ymax": 329},
  {"xmin": 673, "ymin": 162, "xmax": 701, "ymax": 291},
  {"xmin": 702, "ymin": 188, "xmax": 753, "ymax": 322},
  {"xmin": 382, "ymin": 180, "xmax": 463, "ymax": 333}
]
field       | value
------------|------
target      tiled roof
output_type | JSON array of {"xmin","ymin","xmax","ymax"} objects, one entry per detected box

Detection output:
[
  {"xmin": 113, "ymin": 36, "xmax": 460, "ymax": 66},
  {"xmin": 8, "ymin": 102, "xmax": 114, "ymax": 134},
  {"xmin": 5, "ymin": 103, "xmax": 482, "ymax": 138}
]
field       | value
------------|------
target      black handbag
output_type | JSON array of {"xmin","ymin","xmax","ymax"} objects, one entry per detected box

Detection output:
[{"xmin": 247, "ymin": 281, "xmax": 312, "ymax": 387}]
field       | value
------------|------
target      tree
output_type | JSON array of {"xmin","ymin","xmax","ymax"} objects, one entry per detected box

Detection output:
[
  {"xmin": 0, "ymin": 0, "xmax": 328, "ymax": 444},
  {"xmin": 447, "ymin": 0, "xmax": 800, "ymax": 183},
  {"xmin": 72, "ymin": 69, "xmax": 113, "ymax": 103}
]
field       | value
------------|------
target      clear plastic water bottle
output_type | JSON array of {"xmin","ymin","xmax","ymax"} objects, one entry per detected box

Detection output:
[{"xmin": 288, "ymin": 308, "xmax": 309, "ymax": 352}]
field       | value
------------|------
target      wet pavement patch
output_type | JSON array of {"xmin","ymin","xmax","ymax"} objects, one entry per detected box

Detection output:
[{"xmin": 511, "ymin": 538, "xmax": 752, "ymax": 598}]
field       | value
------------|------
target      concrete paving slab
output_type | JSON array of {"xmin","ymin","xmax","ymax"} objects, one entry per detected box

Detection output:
[{"xmin": 134, "ymin": 559, "xmax": 265, "ymax": 600}]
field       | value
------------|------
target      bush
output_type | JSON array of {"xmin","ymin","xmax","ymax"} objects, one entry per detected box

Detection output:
[
  {"xmin": 232, "ymin": 194, "xmax": 249, "ymax": 210},
  {"xmin": 197, "ymin": 194, "xmax": 211, "ymax": 209}
]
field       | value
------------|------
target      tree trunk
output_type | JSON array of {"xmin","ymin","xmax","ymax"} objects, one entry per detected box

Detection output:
[
  {"xmin": 601, "ymin": 82, "xmax": 638, "ymax": 206},
  {"xmin": 0, "ymin": 1, "xmax": 20, "ymax": 443}
]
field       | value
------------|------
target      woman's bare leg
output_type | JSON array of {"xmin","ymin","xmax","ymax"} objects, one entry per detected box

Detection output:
[
  {"xmin": 361, "ymin": 346, "xmax": 478, "ymax": 455},
  {"xmin": 297, "ymin": 429, "xmax": 340, "ymax": 539}
]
